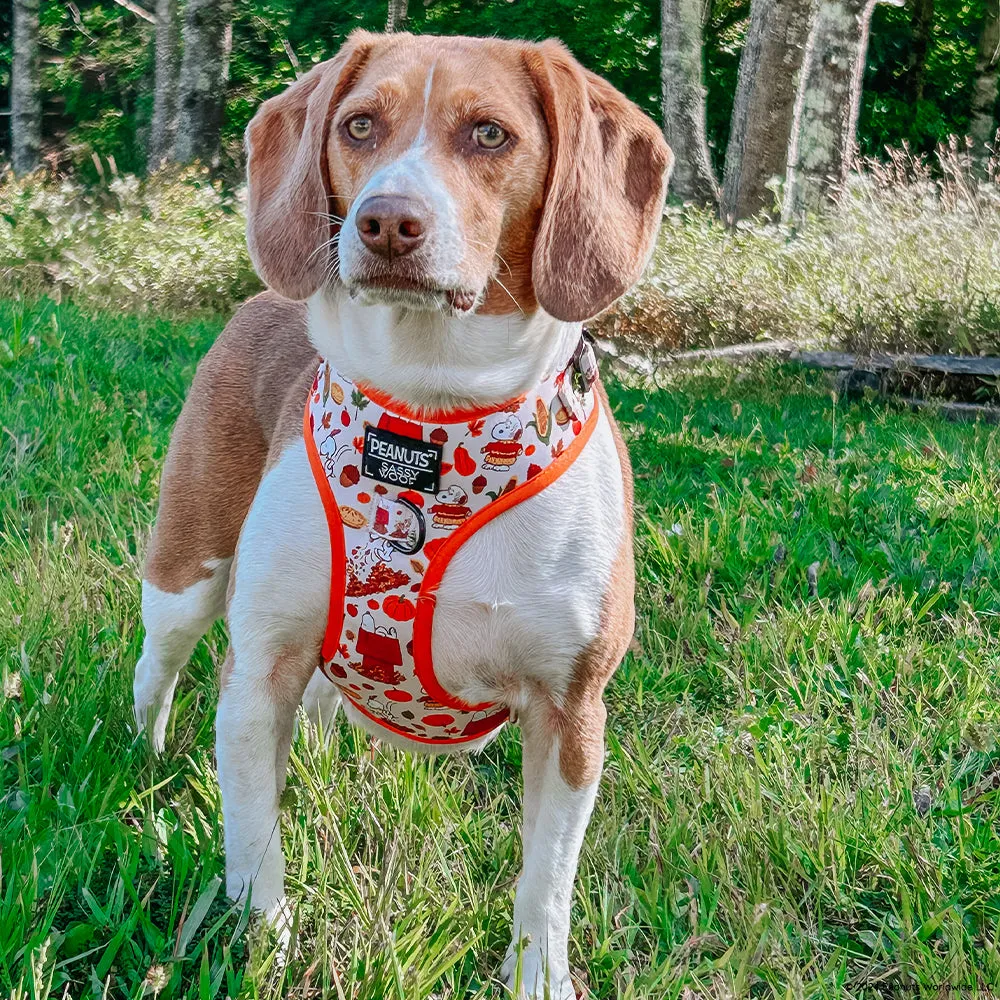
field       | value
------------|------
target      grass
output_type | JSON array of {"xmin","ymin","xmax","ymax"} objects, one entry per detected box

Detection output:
[{"xmin": 4, "ymin": 297, "xmax": 1000, "ymax": 998}]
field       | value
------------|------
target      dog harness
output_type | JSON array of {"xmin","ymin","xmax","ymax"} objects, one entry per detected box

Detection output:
[{"xmin": 304, "ymin": 336, "xmax": 600, "ymax": 745}]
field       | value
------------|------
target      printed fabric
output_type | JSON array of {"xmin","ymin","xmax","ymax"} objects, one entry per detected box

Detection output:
[{"xmin": 304, "ymin": 337, "xmax": 600, "ymax": 745}]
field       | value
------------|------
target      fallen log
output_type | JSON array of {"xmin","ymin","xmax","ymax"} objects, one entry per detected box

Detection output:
[
  {"xmin": 903, "ymin": 398, "xmax": 1000, "ymax": 425},
  {"xmin": 789, "ymin": 351, "xmax": 1000, "ymax": 377},
  {"xmin": 592, "ymin": 335, "xmax": 1000, "ymax": 423}
]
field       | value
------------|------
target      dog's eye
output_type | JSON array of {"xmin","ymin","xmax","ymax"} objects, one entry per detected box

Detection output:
[
  {"xmin": 474, "ymin": 122, "xmax": 508, "ymax": 149},
  {"xmin": 347, "ymin": 116, "xmax": 373, "ymax": 141}
]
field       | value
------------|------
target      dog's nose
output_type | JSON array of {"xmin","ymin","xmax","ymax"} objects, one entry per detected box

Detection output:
[{"xmin": 355, "ymin": 195, "xmax": 428, "ymax": 259}]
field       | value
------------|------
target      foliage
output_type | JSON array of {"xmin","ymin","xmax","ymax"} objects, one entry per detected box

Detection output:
[
  {"xmin": 0, "ymin": 0, "xmax": 997, "ymax": 179},
  {"xmin": 6, "ymin": 300, "xmax": 1000, "ymax": 995},
  {"xmin": 37, "ymin": 1, "xmax": 155, "ymax": 179},
  {"xmin": 0, "ymin": 166, "xmax": 260, "ymax": 316},
  {"xmin": 599, "ymin": 142, "xmax": 1000, "ymax": 355},
  {"xmin": 862, "ymin": 0, "xmax": 990, "ymax": 157}
]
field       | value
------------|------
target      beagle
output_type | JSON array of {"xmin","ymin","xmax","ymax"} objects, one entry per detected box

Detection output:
[{"xmin": 134, "ymin": 30, "xmax": 671, "ymax": 999}]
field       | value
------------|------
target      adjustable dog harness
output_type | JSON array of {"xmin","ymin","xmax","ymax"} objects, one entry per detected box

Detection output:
[{"xmin": 304, "ymin": 336, "xmax": 600, "ymax": 745}]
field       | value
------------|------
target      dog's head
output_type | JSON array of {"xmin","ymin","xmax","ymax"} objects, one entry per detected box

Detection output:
[{"xmin": 245, "ymin": 32, "xmax": 672, "ymax": 323}]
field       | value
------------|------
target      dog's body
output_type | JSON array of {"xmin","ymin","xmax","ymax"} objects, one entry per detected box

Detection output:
[{"xmin": 134, "ymin": 31, "xmax": 670, "ymax": 998}]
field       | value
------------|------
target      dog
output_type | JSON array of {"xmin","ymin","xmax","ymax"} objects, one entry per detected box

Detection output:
[{"xmin": 133, "ymin": 30, "xmax": 670, "ymax": 998}]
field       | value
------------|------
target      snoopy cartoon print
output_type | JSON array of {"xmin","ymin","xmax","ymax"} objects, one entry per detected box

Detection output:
[
  {"xmin": 350, "ymin": 532, "xmax": 397, "ymax": 583},
  {"xmin": 480, "ymin": 414, "xmax": 524, "ymax": 471},
  {"xmin": 318, "ymin": 430, "xmax": 348, "ymax": 474},
  {"xmin": 430, "ymin": 485, "xmax": 472, "ymax": 529},
  {"xmin": 355, "ymin": 611, "xmax": 404, "ymax": 685}
]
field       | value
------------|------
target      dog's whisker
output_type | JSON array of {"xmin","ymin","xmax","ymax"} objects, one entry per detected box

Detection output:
[
  {"xmin": 489, "ymin": 273, "xmax": 525, "ymax": 316},
  {"xmin": 493, "ymin": 251, "xmax": 513, "ymax": 277},
  {"xmin": 307, "ymin": 210, "xmax": 347, "ymax": 224}
]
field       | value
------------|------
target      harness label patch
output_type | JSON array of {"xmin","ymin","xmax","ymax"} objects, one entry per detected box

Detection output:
[{"xmin": 362, "ymin": 426, "xmax": 442, "ymax": 494}]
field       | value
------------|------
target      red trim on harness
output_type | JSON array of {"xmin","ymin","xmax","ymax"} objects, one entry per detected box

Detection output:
[
  {"xmin": 358, "ymin": 382, "xmax": 527, "ymax": 424},
  {"xmin": 303, "ymin": 402, "xmax": 347, "ymax": 662},
  {"xmin": 341, "ymin": 690, "xmax": 507, "ymax": 745}
]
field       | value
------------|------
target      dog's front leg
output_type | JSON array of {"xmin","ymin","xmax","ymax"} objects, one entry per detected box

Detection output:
[
  {"xmin": 216, "ymin": 640, "xmax": 316, "ymax": 942},
  {"xmin": 504, "ymin": 698, "xmax": 606, "ymax": 1000}
]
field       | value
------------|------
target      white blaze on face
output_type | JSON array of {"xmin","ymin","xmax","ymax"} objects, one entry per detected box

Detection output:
[{"xmin": 337, "ymin": 61, "xmax": 466, "ymax": 295}]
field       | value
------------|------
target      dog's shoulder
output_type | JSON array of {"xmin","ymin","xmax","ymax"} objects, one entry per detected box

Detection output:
[{"xmin": 193, "ymin": 291, "xmax": 317, "ymax": 443}]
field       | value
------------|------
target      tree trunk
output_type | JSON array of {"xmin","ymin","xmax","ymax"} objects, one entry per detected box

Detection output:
[
  {"xmin": 661, "ymin": 0, "xmax": 719, "ymax": 205},
  {"xmin": 11, "ymin": 0, "xmax": 42, "ymax": 176},
  {"xmin": 175, "ymin": 0, "xmax": 233, "ymax": 166},
  {"xmin": 970, "ymin": 1, "xmax": 1000, "ymax": 164},
  {"xmin": 720, "ymin": 0, "xmax": 814, "ymax": 224},
  {"xmin": 386, "ymin": 0, "xmax": 409, "ymax": 31},
  {"xmin": 782, "ymin": 0, "xmax": 879, "ymax": 221},
  {"xmin": 901, "ymin": 0, "xmax": 934, "ymax": 106},
  {"xmin": 149, "ymin": 0, "xmax": 180, "ymax": 167}
]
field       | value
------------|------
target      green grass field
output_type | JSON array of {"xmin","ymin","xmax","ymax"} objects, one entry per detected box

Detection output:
[{"xmin": 4, "ymin": 298, "xmax": 1000, "ymax": 999}]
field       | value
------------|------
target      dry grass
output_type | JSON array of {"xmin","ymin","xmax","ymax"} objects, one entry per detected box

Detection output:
[{"xmin": 594, "ymin": 139, "xmax": 1000, "ymax": 357}]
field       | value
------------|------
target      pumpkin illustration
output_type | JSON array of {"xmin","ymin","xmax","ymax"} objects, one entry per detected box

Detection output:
[{"xmin": 453, "ymin": 444, "xmax": 476, "ymax": 476}]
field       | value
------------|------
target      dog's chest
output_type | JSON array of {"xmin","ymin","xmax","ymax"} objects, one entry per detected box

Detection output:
[
  {"xmin": 425, "ymin": 412, "xmax": 625, "ymax": 707},
  {"xmin": 233, "ymin": 402, "xmax": 625, "ymax": 743},
  {"xmin": 298, "ymin": 357, "xmax": 622, "ymax": 736}
]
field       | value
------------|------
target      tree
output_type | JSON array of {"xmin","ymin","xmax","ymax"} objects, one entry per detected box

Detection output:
[
  {"xmin": 660, "ymin": 0, "xmax": 719, "ymax": 204},
  {"xmin": 970, "ymin": 1, "xmax": 999, "ymax": 163},
  {"xmin": 149, "ymin": 0, "xmax": 180, "ymax": 166},
  {"xmin": 782, "ymin": 0, "xmax": 894, "ymax": 221},
  {"xmin": 720, "ymin": 0, "xmax": 814, "ymax": 223},
  {"xmin": 901, "ymin": 0, "xmax": 934, "ymax": 106},
  {"xmin": 175, "ymin": 0, "xmax": 233, "ymax": 166},
  {"xmin": 11, "ymin": 0, "xmax": 41, "ymax": 175},
  {"xmin": 386, "ymin": 0, "xmax": 409, "ymax": 31}
]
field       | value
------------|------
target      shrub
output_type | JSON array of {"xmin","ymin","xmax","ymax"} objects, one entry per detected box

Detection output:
[
  {"xmin": 0, "ymin": 166, "xmax": 260, "ymax": 316},
  {"xmin": 595, "ymin": 141, "xmax": 1000, "ymax": 356},
  {"xmin": 1, "ymin": 144, "xmax": 998, "ymax": 356}
]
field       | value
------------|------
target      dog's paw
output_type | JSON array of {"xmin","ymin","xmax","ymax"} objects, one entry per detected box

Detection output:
[
  {"xmin": 261, "ymin": 895, "xmax": 293, "ymax": 961},
  {"xmin": 230, "ymin": 878, "xmax": 293, "ymax": 963},
  {"xmin": 133, "ymin": 690, "xmax": 168, "ymax": 754},
  {"xmin": 501, "ymin": 943, "xmax": 575, "ymax": 1000},
  {"xmin": 299, "ymin": 669, "xmax": 341, "ymax": 742}
]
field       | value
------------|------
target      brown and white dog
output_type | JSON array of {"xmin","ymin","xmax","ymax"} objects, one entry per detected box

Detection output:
[{"xmin": 134, "ymin": 31, "xmax": 670, "ymax": 998}]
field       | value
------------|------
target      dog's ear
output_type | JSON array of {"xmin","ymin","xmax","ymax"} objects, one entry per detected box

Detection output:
[
  {"xmin": 524, "ymin": 41, "xmax": 673, "ymax": 322},
  {"xmin": 245, "ymin": 32, "xmax": 374, "ymax": 301}
]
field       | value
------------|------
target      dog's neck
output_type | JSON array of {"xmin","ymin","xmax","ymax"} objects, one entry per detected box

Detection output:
[{"xmin": 308, "ymin": 288, "xmax": 581, "ymax": 414}]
